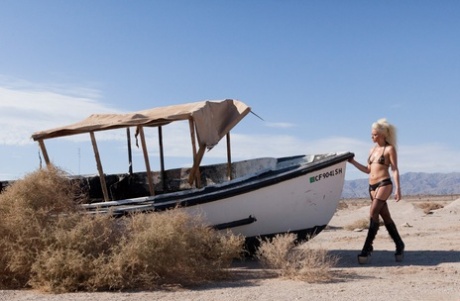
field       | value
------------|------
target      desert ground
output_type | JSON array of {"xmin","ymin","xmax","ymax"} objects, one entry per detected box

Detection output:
[{"xmin": 1, "ymin": 195, "xmax": 459, "ymax": 301}]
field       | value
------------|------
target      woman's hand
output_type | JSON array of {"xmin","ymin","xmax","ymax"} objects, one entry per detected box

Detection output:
[{"xmin": 394, "ymin": 187, "xmax": 401, "ymax": 202}]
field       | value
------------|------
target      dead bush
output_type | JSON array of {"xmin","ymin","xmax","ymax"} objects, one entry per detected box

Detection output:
[
  {"xmin": 29, "ymin": 213, "xmax": 123, "ymax": 293},
  {"xmin": 256, "ymin": 233, "xmax": 338, "ymax": 282},
  {"xmin": 89, "ymin": 211, "xmax": 244, "ymax": 291},
  {"xmin": 415, "ymin": 202, "xmax": 444, "ymax": 214},
  {"xmin": 344, "ymin": 218, "xmax": 385, "ymax": 231},
  {"xmin": 0, "ymin": 167, "xmax": 80, "ymax": 289},
  {"xmin": 0, "ymin": 167, "xmax": 244, "ymax": 292},
  {"xmin": 344, "ymin": 218, "xmax": 370, "ymax": 231}
]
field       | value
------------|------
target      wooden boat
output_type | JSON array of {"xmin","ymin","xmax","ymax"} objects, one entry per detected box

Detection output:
[{"xmin": 31, "ymin": 99, "xmax": 353, "ymax": 248}]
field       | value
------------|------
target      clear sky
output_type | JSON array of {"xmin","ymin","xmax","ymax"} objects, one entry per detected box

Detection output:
[{"xmin": 1, "ymin": 0, "xmax": 459, "ymax": 181}]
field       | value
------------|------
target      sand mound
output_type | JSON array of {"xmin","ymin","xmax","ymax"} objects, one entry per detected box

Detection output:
[
  {"xmin": 434, "ymin": 198, "xmax": 460, "ymax": 214},
  {"xmin": 390, "ymin": 200, "xmax": 425, "ymax": 216}
]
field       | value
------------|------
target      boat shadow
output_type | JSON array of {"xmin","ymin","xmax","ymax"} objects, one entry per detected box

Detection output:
[
  {"xmin": 329, "ymin": 249, "xmax": 460, "ymax": 267},
  {"xmin": 191, "ymin": 259, "xmax": 278, "ymax": 291}
]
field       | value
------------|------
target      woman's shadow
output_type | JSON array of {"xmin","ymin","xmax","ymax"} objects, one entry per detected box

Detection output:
[{"xmin": 331, "ymin": 249, "xmax": 460, "ymax": 267}]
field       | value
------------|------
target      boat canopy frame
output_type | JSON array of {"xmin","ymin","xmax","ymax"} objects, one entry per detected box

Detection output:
[{"xmin": 31, "ymin": 99, "xmax": 251, "ymax": 201}]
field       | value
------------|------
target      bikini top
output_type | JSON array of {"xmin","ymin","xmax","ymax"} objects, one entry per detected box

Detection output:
[{"xmin": 368, "ymin": 144, "xmax": 389, "ymax": 166}]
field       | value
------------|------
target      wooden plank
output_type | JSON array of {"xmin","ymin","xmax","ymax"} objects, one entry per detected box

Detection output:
[
  {"xmin": 138, "ymin": 126, "xmax": 155, "ymax": 196},
  {"xmin": 90, "ymin": 132, "xmax": 109, "ymax": 202},
  {"xmin": 188, "ymin": 118, "xmax": 201, "ymax": 187},
  {"xmin": 188, "ymin": 118, "xmax": 197, "ymax": 159},
  {"xmin": 226, "ymin": 132, "xmax": 232, "ymax": 180},
  {"xmin": 158, "ymin": 126, "xmax": 166, "ymax": 191},
  {"xmin": 37, "ymin": 139, "xmax": 51, "ymax": 167},
  {"xmin": 127, "ymin": 128, "xmax": 133, "ymax": 175},
  {"xmin": 188, "ymin": 144, "xmax": 205, "ymax": 186}
]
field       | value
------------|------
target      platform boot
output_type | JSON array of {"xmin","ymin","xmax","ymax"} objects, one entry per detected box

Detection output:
[
  {"xmin": 385, "ymin": 222, "xmax": 405, "ymax": 262},
  {"xmin": 357, "ymin": 218, "xmax": 379, "ymax": 264}
]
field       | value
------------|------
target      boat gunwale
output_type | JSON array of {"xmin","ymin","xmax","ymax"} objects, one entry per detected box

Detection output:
[{"xmin": 84, "ymin": 152, "xmax": 354, "ymax": 214}]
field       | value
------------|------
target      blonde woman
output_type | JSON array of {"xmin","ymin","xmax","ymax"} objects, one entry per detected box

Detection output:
[{"xmin": 348, "ymin": 118, "xmax": 405, "ymax": 263}]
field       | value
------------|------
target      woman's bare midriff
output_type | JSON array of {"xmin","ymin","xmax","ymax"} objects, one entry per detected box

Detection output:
[{"xmin": 369, "ymin": 165, "xmax": 390, "ymax": 185}]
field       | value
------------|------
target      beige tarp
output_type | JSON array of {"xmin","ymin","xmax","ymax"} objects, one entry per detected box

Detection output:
[{"xmin": 31, "ymin": 99, "xmax": 251, "ymax": 150}]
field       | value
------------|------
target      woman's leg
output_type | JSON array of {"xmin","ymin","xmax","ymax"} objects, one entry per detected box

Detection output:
[
  {"xmin": 358, "ymin": 217, "xmax": 379, "ymax": 263},
  {"xmin": 371, "ymin": 184, "xmax": 405, "ymax": 261},
  {"xmin": 369, "ymin": 185, "xmax": 392, "ymax": 221},
  {"xmin": 385, "ymin": 222, "xmax": 405, "ymax": 261},
  {"xmin": 379, "ymin": 203, "xmax": 393, "ymax": 224},
  {"xmin": 359, "ymin": 184, "xmax": 393, "ymax": 263}
]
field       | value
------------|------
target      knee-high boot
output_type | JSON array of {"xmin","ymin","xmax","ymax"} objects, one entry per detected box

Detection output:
[
  {"xmin": 385, "ymin": 222, "xmax": 405, "ymax": 262},
  {"xmin": 358, "ymin": 219, "xmax": 379, "ymax": 263}
]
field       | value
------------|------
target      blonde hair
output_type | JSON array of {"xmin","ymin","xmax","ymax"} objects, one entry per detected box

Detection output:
[{"xmin": 372, "ymin": 118, "xmax": 397, "ymax": 148}]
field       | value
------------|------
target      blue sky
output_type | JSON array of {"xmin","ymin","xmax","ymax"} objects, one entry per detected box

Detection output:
[{"xmin": 1, "ymin": 0, "xmax": 459, "ymax": 181}]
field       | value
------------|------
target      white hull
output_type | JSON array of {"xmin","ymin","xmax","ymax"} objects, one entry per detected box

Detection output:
[
  {"xmin": 182, "ymin": 160, "xmax": 347, "ymax": 238},
  {"xmin": 83, "ymin": 152, "xmax": 351, "ymax": 241}
]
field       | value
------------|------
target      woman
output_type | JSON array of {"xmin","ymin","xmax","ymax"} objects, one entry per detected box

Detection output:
[{"xmin": 348, "ymin": 118, "xmax": 405, "ymax": 263}]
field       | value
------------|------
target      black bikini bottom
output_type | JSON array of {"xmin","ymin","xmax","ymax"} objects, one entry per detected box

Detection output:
[{"xmin": 369, "ymin": 178, "xmax": 392, "ymax": 192}]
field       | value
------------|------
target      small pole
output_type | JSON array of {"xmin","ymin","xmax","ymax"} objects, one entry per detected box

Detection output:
[
  {"xmin": 188, "ymin": 144, "xmax": 205, "ymax": 186},
  {"xmin": 226, "ymin": 132, "xmax": 232, "ymax": 180},
  {"xmin": 158, "ymin": 126, "xmax": 166, "ymax": 191},
  {"xmin": 127, "ymin": 128, "xmax": 133, "ymax": 175},
  {"xmin": 188, "ymin": 118, "xmax": 201, "ymax": 187},
  {"xmin": 38, "ymin": 139, "xmax": 51, "ymax": 166},
  {"xmin": 188, "ymin": 118, "xmax": 197, "ymax": 159},
  {"xmin": 90, "ymin": 132, "xmax": 109, "ymax": 202},
  {"xmin": 138, "ymin": 126, "xmax": 155, "ymax": 196}
]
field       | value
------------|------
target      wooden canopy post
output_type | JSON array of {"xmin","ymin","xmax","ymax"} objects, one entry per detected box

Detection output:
[
  {"xmin": 188, "ymin": 118, "xmax": 197, "ymax": 160},
  {"xmin": 138, "ymin": 126, "xmax": 155, "ymax": 196},
  {"xmin": 158, "ymin": 126, "xmax": 166, "ymax": 191},
  {"xmin": 127, "ymin": 128, "xmax": 133, "ymax": 175},
  {"xmin": 188, "ymin": 144, "xmax": 206, "ymax": 186},
  {"xmin": 188, "ymin": 118, "xmax": 201, "ymax": 187},
  {"xmin": 37, "ymin": 139, "xmax": 51, "ymax": 167},
  {"xmin": 90, "ymin": 131, "xmax": 110, "ymax": 202},
  {"xmin": 226, "ymin": 132, "xmax": 232, "ymax": 180}
]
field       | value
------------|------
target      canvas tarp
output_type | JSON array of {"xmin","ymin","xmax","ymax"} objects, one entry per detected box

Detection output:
[{"xmin": 31, "ymin": 99, "xmax": 251, "ymax": 150}]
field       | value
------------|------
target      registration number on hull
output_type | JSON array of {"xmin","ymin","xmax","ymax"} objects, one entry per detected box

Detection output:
[{"xmin": 309, "ymin": 168, "xmax": 343, "ymax": 183}]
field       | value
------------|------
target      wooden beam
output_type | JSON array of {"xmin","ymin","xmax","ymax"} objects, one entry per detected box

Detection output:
[
  {"xmin": 127, "ymin": 128, "xmax": 133, "ymax": 175},
  {"xmin": 158, "ymin": 126, "xmax": 166, "ymax": 191},
  {"xmin": 226, "ymin": 132, "xmax": 232, "ymax": 180},
  {"xmin": 188, "ymin": 118, "xmax": 197, "ymax": 159},
  {"xmin": 188, "ymin": 118, "xmax": 201, "ymax": 187},
  {"xmin": 138, "ymin": 126, "xmax": 155, "ymax": 196},
  {"xmin": 90, "ymin": 132, "xmax": 109, "ymax": 202},
  {"xmin": 37, "ymin": 139, "xmax": 51, "ymax": 167},
  {"xmin": 188, "ymin": 144, "xmax": 205, "ymax": 186}
]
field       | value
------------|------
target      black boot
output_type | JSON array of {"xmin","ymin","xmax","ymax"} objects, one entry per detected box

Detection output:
[
  {"xmin": 358, "ymin": 219, "xmax": 379, "ymax": 264},
  {"xmin": 385, "ymin": 222, "xmax": 405, "ymax": 262}
]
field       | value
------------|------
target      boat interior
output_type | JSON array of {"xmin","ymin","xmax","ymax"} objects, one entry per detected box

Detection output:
[{"xmin": 76, "ymin": 155, "xmax": 315, "ymax": 203}]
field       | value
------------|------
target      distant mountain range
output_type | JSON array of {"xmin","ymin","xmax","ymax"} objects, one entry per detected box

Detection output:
[{"xmin": 342, "ymin": 172, "xmax": 460, "ymax": 198}]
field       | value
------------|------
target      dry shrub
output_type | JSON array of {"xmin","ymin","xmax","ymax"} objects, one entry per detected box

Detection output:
[
  {"xmin": 344, "ymin": 218, "xmax": 370, "ymax": 231},
  {"xmin": 29, "ymin": 213, "xmax": 123, "ymax": 293},
  {"xmin": 344, "ymin": 218, "xmax": 384, "ymax": 231},
  {"xmin": 30, "ymin": 211, "xmax": 243, "ymax": 292},
  {"xmin": 0, "ymin": 167, "xmax": 80, "ymax": 289},
  {"xmin": 89, "ymin": 211, "xmax": 244, "ymax": 291},
  {"xmin": 256, "ymin": 233, "xmax": 338, "ymax": 282},
  {"xmin": 0, "ymin": 167, "xmax": 244, "ymax": 293},
  {"xmin": 416, "ymin": 202, "xmax": 444, "ymax": 214}
]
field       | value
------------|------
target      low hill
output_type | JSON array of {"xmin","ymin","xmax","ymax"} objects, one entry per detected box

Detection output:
[{"xmin": 342, "ymin": 172, "xmax": 460, "ymax": 198}]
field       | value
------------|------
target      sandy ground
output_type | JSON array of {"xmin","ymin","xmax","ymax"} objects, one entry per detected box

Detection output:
[{"xmin": 1, "ymin": 195, "xmax": 459, "ymax": 301}]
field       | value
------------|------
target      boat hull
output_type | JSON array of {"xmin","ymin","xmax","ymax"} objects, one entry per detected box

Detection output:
[
  {"xmin": 182, "ymin": 158, "xmax": 347, "ymax": 239},
  {"xmin": 83, "ymin": 152, "xmax": 353, "ymax": 244}
]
